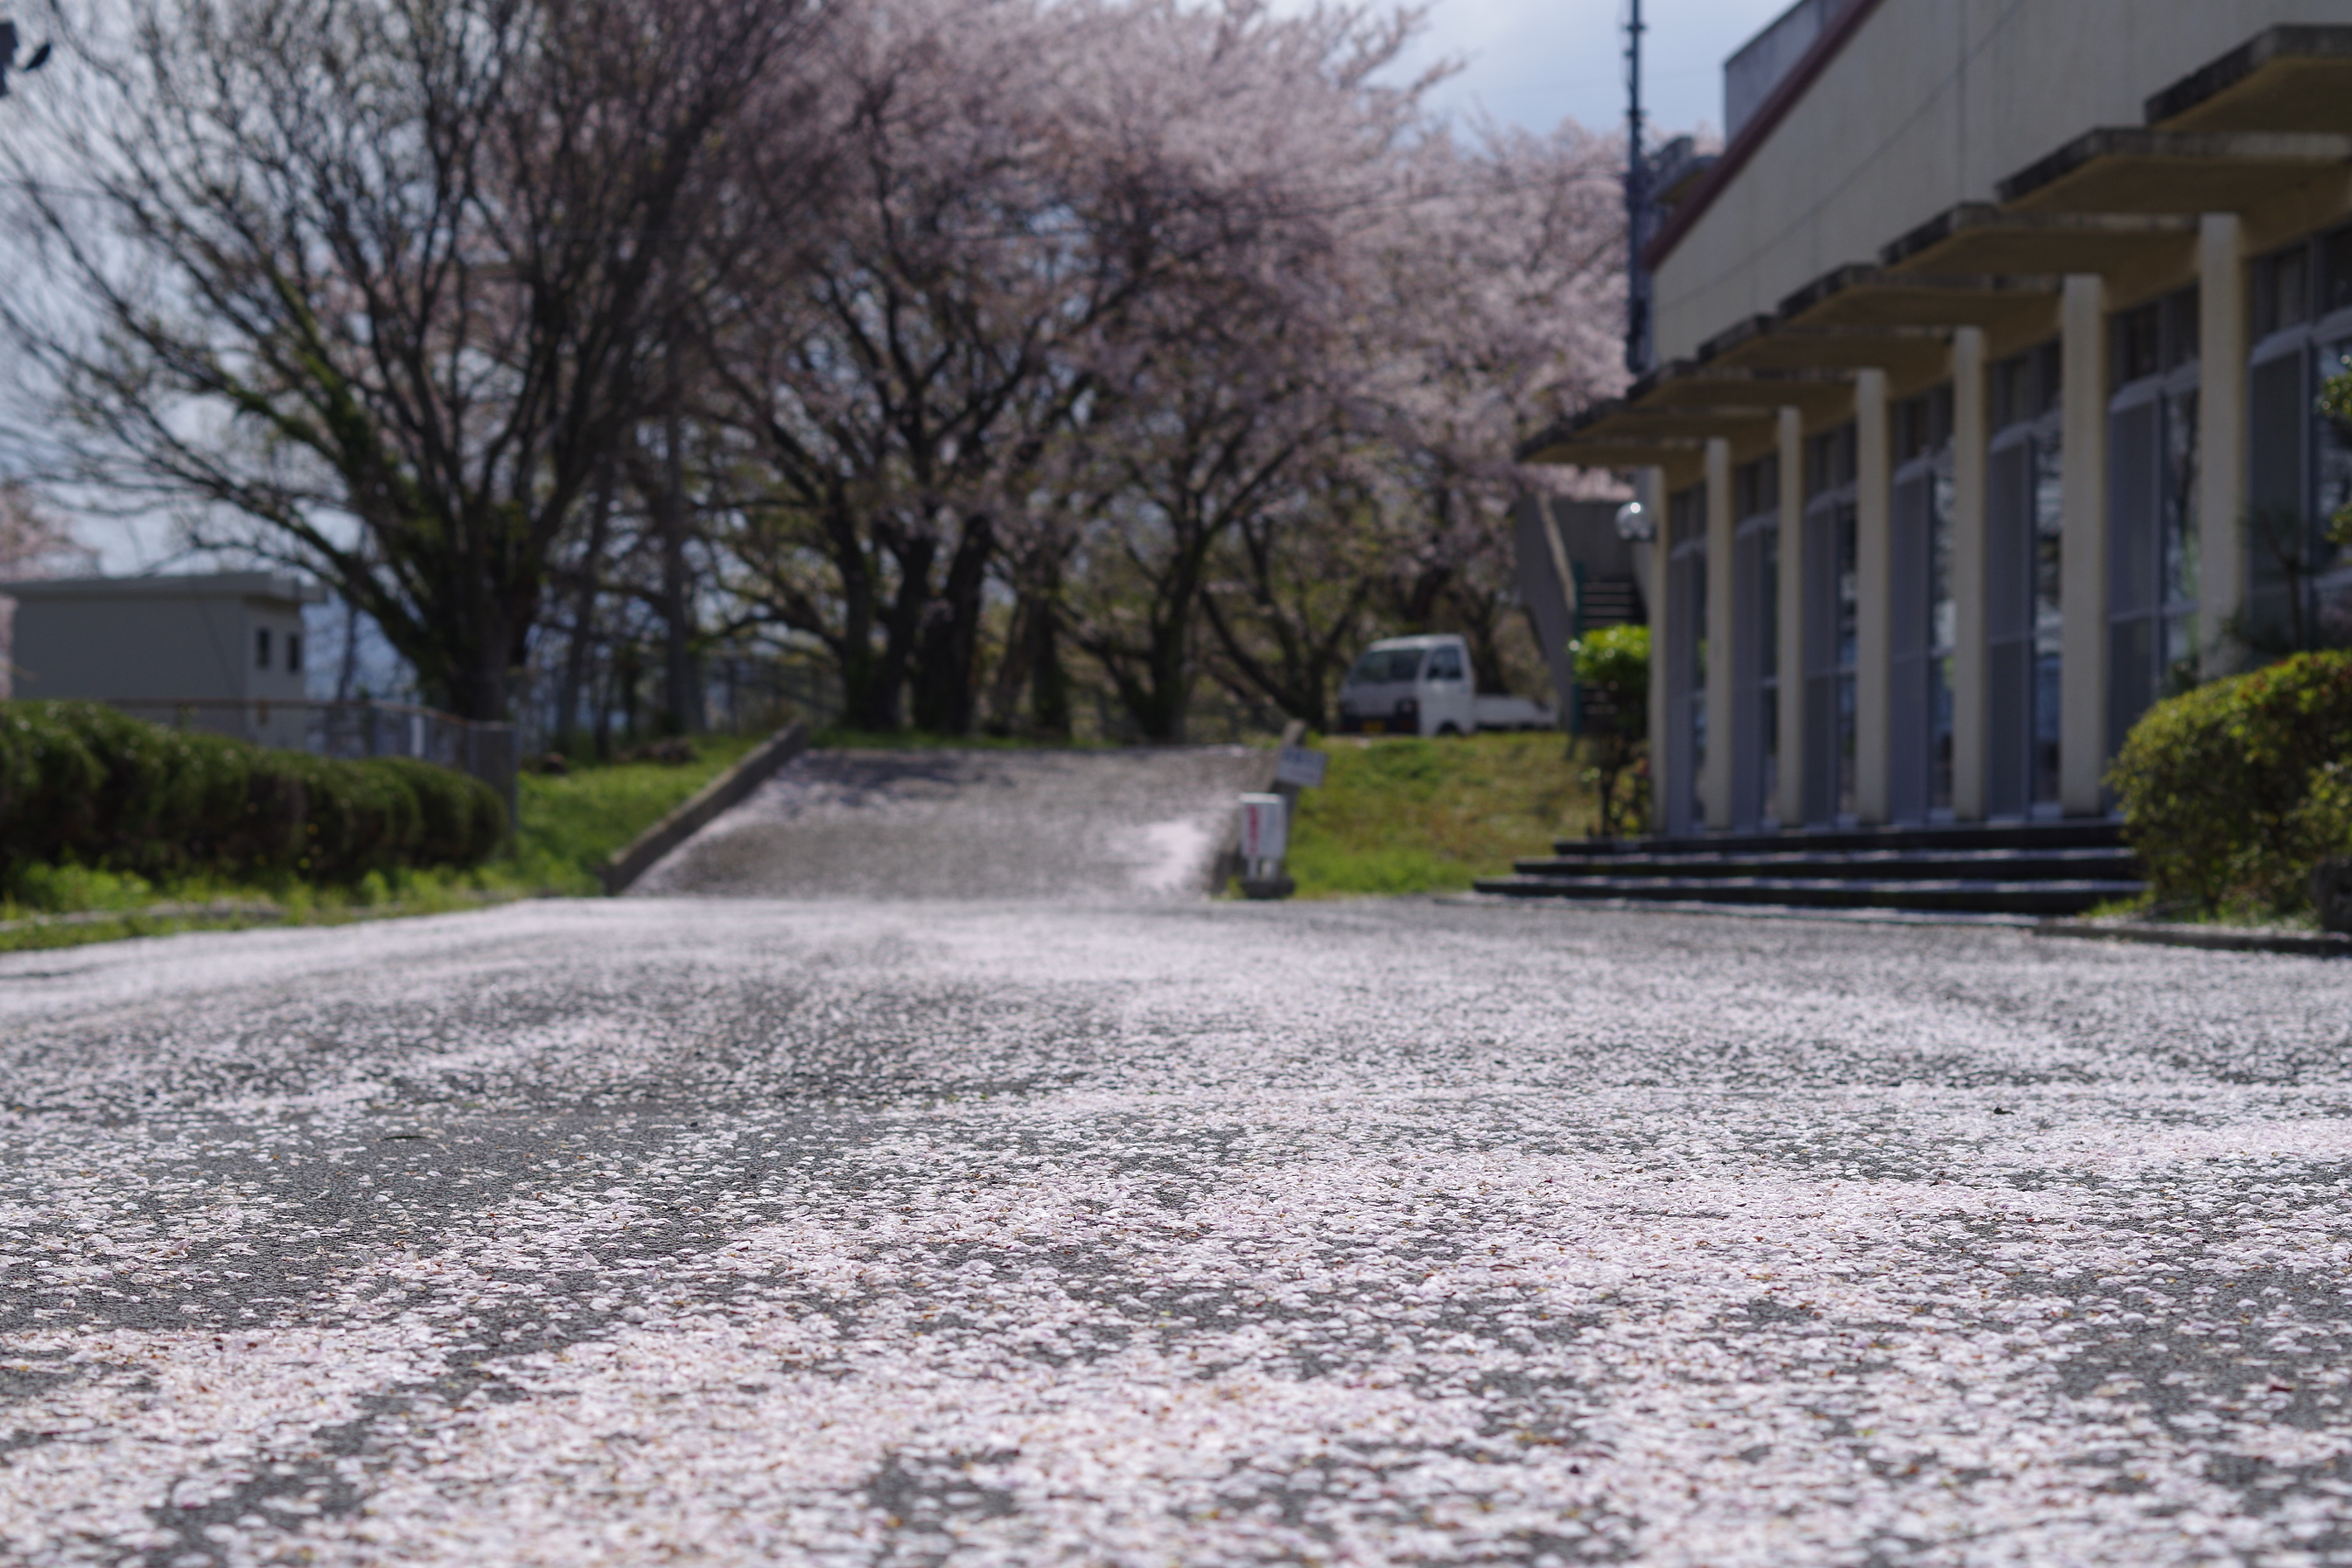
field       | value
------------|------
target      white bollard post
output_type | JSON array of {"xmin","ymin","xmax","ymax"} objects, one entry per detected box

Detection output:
[{"xmin": 1237, "ymin": 793, "xmax": 1292, "ymax": 900}]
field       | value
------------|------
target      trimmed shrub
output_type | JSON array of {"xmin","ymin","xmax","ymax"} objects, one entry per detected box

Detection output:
[
  {"xmin": 0, "ymin": 706, "xmax": 107, "ymax": 870},
  {"xmin": 374, "ymin": 756, "xmax": 508, "ymax": 866},
  {"xmin": 0, "ymin": 701, "xmax": 505, "ymax": 890},
  {"xmin": 2108, "ymin": 651, "xmax": 2352, "ymax": 911}
]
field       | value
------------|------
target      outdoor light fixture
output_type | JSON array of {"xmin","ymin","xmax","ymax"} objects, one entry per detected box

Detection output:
[
  {"xmin": 0, "ymin": 19, "xmax": 52, "ymax": 97},
  {"xmin": 1613, "ymin": 500, "xmax": 1653, "ymax": 542}
]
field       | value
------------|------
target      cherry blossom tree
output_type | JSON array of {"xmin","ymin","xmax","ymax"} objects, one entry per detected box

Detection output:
[
  {"xmin": 711, "ymin": 0, "xmax": 1427, "ymax": 738},
  {"xmin": 1144, "ymin": 118, "xmax": 1628, "ymax": 730},
  {"xmin": 1, "ymin": 0, "xmax": 817, "ymax": 721}
]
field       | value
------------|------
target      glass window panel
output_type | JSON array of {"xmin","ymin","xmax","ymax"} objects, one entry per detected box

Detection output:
[
  {"xmin": 1835, "ymin": 673, "xmax": 1857, "ymax": 821},
  {"xmin": 2324, "ymin": 228, "xmax": 2352, "ymax": 319},
  {"xmin": 2162, "ymin": 384, "xmax": 2200, "ymax": 634},
  {"xmin": 2279, "ymin": 248, "xmax": 2312, "ymax": 330},
  {"xmin": 2165, "ymin": 288, "xmax": 2200, "ymax": 370},
  {"xmin": 2115, "ymin": 304, "xmax": 2160, "ymax": 386},
  {"xmin": 1929, "ymin": 450, "xmax": 1956, "ymax": 813},
  {"xmin": 1835, "ymin": 500, "xmax": 1858, "ymax": 675},
  {"xmin": 2032, "ymin": 430, "xmax": 2064, "ymax": 806},
  {"xmin": 1690, "ymin": 554, "xmax": 1707, "ymax": 826},
  {"xmin": 2318, "ymin": 343, "xmax": 2352, "ymax": 578}
]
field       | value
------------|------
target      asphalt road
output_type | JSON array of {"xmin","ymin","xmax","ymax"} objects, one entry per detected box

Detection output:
[
  {"xmin": 628, "ymin": 746, "xmax": 1269, "ymax": 900},
  {"xmin": 4, "ymin": 890, "xmax": 2352, "ymax": 1565}
]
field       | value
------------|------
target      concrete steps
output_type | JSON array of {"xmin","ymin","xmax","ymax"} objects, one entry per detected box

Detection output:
[{"xmin": 1475, "ymin": 821, "xmax": 2143, "ymax": 917}]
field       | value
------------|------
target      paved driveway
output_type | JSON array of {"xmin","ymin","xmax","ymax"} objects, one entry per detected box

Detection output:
[
  {"xmin": 4, "ymin": 896, "xmax": 2351, "ymax": 1565},
  {"xmin": 629, "ymin": 746, "xmax": 1269, "ymax": 900}
]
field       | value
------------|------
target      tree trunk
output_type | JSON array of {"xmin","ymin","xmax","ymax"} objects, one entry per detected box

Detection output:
[
  {"xmin": 1030, "ymin": 570, "xmax": 1071, "ymax": 740},
  {"xmin": 656, "ymin": 364, "xmax": 705, "ymax": 735},
  {"xmin": 555, "ymin": 455, "xmax": 618, "ymax": 752},
  {"xmin": 909, "ymin": 512, "xmax": 993, "ymax": 736},
  {"xmin": 983, "ymin": 596, "xmax": 1037, "ymax": 736}
]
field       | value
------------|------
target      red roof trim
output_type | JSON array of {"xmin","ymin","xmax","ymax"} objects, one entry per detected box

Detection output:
[{"xmin": 1642, "ymin": 0, "xmax": 1893, "ymax": 271}]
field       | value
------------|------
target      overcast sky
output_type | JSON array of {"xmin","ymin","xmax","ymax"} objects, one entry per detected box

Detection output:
[{"xmin": 1393, "ymin": 0, "xmax": 1796, "ymax": 140}]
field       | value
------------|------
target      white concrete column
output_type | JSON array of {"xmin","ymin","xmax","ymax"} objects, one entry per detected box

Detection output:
[
  {"xmin": 1852, "ymin": 368, "xmax": 1893, "ymax": 823},
  {"xmin": 1774, "ymin": 406, "xmax": 1806, "ymax": 829},
  {"xmin": 1703, "ymin": 438, "xmax": 1736, "ymax": 830},
  {"xmin": 1950, "ymin": 326, "xmax": 1990, "ymax": 821},
  {"xmin": 1642, "ymin": 466, "xmax": 1670, "ymax": 833},
  {"xmin": 2060, "ymin": 273, "xmax": 2110, "ymax": 816},
  {"xmin": 2198, "ymin": 213, "xmax": 2248, "ymax": 676}
]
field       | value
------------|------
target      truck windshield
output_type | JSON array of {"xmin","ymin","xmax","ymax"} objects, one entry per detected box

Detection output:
[{"xmin": 1348, "ymin": 648, "xmax": 1425, "ymax": 684}]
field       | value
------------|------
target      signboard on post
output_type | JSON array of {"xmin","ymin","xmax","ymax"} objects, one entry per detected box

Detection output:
[{"xmin": 1273, "ymin": 743, "xmax": 1327, "ymax": 789}]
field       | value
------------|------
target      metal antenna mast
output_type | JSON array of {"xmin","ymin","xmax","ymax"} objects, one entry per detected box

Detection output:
[{"xmin": 1622, "ymin": 0, "xmax": 1651, "ymax": 375}]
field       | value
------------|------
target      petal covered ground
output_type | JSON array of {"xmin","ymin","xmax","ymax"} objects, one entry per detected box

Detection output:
[{"xmin": 1, "ymin": 898, "xmax": 2350, "ymax": 1565}]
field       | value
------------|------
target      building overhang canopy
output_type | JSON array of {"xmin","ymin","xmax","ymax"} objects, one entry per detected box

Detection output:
[
  {"xmin": 1997, "ymin": 130, "xmax": 2352, "ymax": 215},
  {"xmin": 1880, "ymin": 204, "xmax": 2199, "ymax": 277},
  {"xmin": 1517, "ymin": 268, "xmax": 2075, "ymax": 470},
  {"xmin": 1633, "ymin": 363, "xmax": 1854, "ymax": 421},
  {"xmin": 1515, "ymin": 361, "xmax": 1853, "ymax": 468},
  {"xmin": 1774, "ymin": 266, "xmax": 2061, "ymax": 337},
  {"xmin": 1514, "ymin": 411, "xmax": 1705, "ymax": 470},
  {"xmin": 2145, "ymin": 25, "xmax": 2352, "ymax": 135}
]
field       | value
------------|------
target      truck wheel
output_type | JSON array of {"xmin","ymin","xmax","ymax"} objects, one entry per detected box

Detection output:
[{"xmin": 1436, "ymin": 722, "xmax": 1464, "ymax": 738}]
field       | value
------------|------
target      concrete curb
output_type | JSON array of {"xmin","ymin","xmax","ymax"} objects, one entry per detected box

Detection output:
[
  {"xmin": 600, "ymin": 722, "xmax": 812, "ymax": 895},
  {"xmin": 2034, "ymin": 919, "xmax": 2352, "ymax": 958}
]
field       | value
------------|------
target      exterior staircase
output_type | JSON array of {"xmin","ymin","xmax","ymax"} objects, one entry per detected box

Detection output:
[{"xmin": 1474, "ymin": 820, "xmax": 2143, "ymax": 917}]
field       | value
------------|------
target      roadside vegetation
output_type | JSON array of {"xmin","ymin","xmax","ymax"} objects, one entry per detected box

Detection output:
[
  {"xmin": 2110, "ymin": 649, "xmax": 2352, "ymax": 926},
  {"xmin": 504, "ymin": 735, "xmax": 766, "ymax": 894},
  {"xmin": 1286, "ymin": 732, "xmax": 1599, "ymax": 898},
  {"xmin": 0, "ymin": 715, "xmax": 767, "ymax": 952}
]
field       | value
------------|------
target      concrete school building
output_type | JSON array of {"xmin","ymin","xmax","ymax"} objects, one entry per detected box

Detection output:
[{"xmin": 1523, "ymin": 3, "xmax": 2352, "ymax": 837}]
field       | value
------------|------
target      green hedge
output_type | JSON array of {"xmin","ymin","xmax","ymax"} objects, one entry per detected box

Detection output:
[
  {"xmin": 2108, "ymin": 651, "xmax": 2352, "ymax": 911},
  {"xmin": 0, "ymin": 701, "xmax": 505, "ymax": 887}
]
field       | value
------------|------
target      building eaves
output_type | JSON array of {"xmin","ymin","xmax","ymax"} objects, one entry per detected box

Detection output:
[
  {"xmin": 2144, "ymin": 24, "xmax": 2352, "ymax": 132},
  {"xmin": 1997, "ymin": 128, "xmax": 2352, "ymax": 214},
  {"xmin": 1880, "ymin": 204, "xmax": 2197, "ymax": 276},
  {"xmin": 0, "ymin": 572, "xmax": 326, "ymax": 604}
]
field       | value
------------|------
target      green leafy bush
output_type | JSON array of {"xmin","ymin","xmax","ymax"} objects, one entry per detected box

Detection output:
[
  {"xmin": 1570, "ymin": 623, "xmax": 1650, "ymax": 721},
  {"xmin": 1569, "ymin": 624, "xmax": 1650, "ymax": 839},
  {"xmin": 0, "ymin": 701, "xmax": 505, "ymax": 890},
  {"xmin": 2108, "ymin": 651, "xmax": 2352, "ymax": 911},
  {"xmin": 2322, "ymin": 360, "xmax": 2352, "ymax": 548}
]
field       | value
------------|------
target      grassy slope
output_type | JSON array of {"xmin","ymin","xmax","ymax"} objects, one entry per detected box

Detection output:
[
  {"xmin": 1286, "ymin": 732, "xmax": 1598, "ymax": 898},
  {"xmin": 504, "ymin": 733, "xmax": 766, "ymax": 895}
]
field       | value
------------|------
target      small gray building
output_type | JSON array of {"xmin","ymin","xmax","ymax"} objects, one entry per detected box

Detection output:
[{"xmin": 0, "ymin": 572, "xmax": 326, "ymax": 749}]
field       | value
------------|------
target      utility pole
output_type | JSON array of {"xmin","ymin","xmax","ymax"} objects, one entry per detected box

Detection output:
[{"xmin": 1622, "ymin": 0, "xmax": 1652, "ymax": 377}]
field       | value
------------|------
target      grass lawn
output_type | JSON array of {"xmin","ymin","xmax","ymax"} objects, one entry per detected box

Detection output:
[
  {"xmin": 504, "ymin": 733, "xmax": 767, "ymax": 895},
  {"xmin": 0, "ymin": 732, "xmax": 771, "ymax": 952},
  {"xmin": 1286, "ymin": 732, "xmax": 1600, "ymax": 898}
]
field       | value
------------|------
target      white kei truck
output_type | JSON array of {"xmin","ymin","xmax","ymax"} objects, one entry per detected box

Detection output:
[{"xmin": 1333, "ymin": 634, "xmax": 1555, "ymax": 738}]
